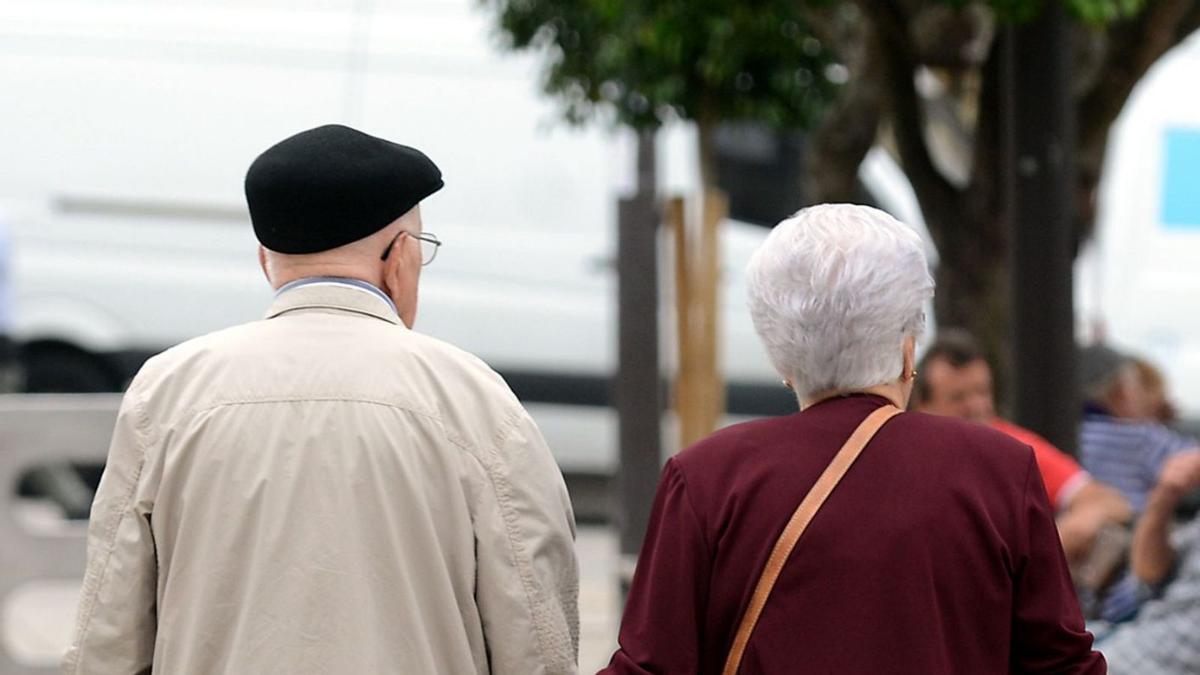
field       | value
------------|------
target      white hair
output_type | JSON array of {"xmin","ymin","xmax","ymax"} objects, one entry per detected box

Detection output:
[{"xmin": 746, "ymin": 203, "xmax": 934, "ymax": 399}]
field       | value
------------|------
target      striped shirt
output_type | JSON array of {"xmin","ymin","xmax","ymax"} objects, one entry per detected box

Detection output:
[{"xmin": 1079, "ymin": 409, "xmax": 1197, "ymax": 513}]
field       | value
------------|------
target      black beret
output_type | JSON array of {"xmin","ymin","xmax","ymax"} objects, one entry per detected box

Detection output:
[{"xmin": 245, "ymin": 124, "xmax": 443, "ymax": 254}]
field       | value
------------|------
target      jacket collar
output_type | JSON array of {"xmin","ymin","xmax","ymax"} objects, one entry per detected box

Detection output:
[{"xmin": 265, "ymin": 280, "xmax": 402, "ymax": 326}]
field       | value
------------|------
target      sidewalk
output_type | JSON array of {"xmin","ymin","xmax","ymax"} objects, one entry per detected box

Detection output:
[{"xmin": 3, "ymin": 525, "xmax": 621, "ymax": 673}]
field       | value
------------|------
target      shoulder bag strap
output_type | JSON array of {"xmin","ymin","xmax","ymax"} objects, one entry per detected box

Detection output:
[{"xmin": 721, "ymin": 404, "xmax": 902, "ymax": 675}]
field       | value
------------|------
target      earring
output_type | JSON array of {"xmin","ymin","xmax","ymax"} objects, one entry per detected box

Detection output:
[{"xmin": 782, "ymin": 380, "xmax": 793, "ymax": 390}]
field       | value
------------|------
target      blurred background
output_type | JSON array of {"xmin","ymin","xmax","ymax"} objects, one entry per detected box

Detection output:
[{"xmin": 2, "ymin": 0, "xmax": 1200, "ymax": 672}]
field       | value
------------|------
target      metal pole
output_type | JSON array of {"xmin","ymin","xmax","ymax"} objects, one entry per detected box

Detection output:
[
  {"xmin": 1005, "ymin": 2, "xmax": 1079, "ymax": 454},
  {"xmin": 615, "ymin": 130, "xmax": 662, "ymax": 593}
]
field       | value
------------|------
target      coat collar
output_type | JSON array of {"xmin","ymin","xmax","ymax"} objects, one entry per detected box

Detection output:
[{"xmin": 265, "ymin": 280, "xmax": 402, "ymax": 326}]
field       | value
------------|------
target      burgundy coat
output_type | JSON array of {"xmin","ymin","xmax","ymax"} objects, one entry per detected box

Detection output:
[{"xmin": 601, "ymin": 394, "xmax": 1105, "ymax": 674}]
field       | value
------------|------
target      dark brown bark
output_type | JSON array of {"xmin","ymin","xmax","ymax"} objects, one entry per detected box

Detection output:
[
  {"xmin": 804, "ymin": 21, "xmax": 884, "ymax": 203},
  {"xmin": 910, "ymin": 4, "xmax": 993, "ymax": 68},
  {"xmin": 859, "ymin": 1, "xmax": 961, "ymax": 219},
  {"xmin": 931, "ymin": 231, "xmax": 1013, "ymax": 407}
]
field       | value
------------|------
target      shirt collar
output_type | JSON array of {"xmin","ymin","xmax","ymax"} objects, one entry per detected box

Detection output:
[{"xmin": 275, "ymin": 276, "xmax": 398, "ymax": 315}]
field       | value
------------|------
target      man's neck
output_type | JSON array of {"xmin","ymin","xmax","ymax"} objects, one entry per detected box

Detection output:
[{"xmin": 271, "ymin": 265, "xmax": 383, "ymax": 292}]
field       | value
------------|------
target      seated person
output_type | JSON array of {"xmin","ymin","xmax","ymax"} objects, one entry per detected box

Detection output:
[
  {"xmin": 914, "ymin": 330, "xmax": 1131, "ymax": 565},
  {"xmin": 1097, "ymin": 451, "xmax": 1200, "ymax": 674},
  {"xmin": 1078, "ymin": 344, "xmax": 1199, "ymax": 513}
]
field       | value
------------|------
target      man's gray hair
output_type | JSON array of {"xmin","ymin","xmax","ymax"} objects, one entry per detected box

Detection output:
[
  {"xmin": 1078, "ymin": 343, "xmax": 1133, "ymax": 404},
  {"xmin": 746, "ymin": 203, "xmax": 934, "ymax": 399}
]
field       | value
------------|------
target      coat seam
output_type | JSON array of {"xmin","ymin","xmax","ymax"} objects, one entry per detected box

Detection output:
[
  {"xmin": 159, "ymin": 396, "xmax": 460, "ymax": 443},
  {"xmin": 65, "ymin": 385, "xmax": 151, "ymax": 672},
  {"xmin": 479, "ymin": 409, "xmax": 565, "ymax": 671}
]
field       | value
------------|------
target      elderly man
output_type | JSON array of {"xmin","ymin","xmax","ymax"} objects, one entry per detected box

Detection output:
[
  {"xmin": 913, "ymin": 330, "xmax": 1131, "ymax": 565},
  {"xmin": 63, "ymin": 125, "xmax": 579, "ymax": 674},
  {"xmin": 1072, "ymin": 343, "xmax": 1200, "ymax": 625},
  {"xmin": 1078, "ymin": 344, "xmax": 1200, "ymax": 512}
]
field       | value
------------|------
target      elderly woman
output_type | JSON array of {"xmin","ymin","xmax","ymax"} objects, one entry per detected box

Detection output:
[{"xmin": 600, "ymin": 205, "xmax": 1104, "ymax": 674}]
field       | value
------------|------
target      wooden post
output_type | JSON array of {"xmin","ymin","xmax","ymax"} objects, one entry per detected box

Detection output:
[
  {"xmin": 671, "ymin": 190, "xmax": 728, "ymax": 450},
  {"xmin": 696, "ymin": 190, "xmax": 727, "ymax": 439},
  {"xmin": 668, "ymin": 197, "xmax": 693, "ymax": 447}
]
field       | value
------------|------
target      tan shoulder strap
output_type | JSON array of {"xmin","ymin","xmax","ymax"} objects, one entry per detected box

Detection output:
[{"xmin": 721, "ymin": 404, "xmax": 902, "ymax": 675}]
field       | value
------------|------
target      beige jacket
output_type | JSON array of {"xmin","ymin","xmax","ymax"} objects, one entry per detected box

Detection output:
[{"xmin": 63, "ymin": 282, "xmax": 579, "ymax": 674}]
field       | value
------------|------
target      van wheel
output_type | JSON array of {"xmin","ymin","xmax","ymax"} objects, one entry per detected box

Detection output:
[{"xmin": 21, "ymin": 344, "xmax": 119, "ymax": 393}]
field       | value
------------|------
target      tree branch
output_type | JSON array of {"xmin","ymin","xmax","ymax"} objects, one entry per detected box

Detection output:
[
  {"xmin": 857, "ymin": 0, "xmax": 960, "ymax": 238},
  {"xmin": 1078, "ymin": 0, "xmax": 1196, "ymax": 154},
  {"xmin": 1174, "ymin": 4, "xmax": 1200, "ymax": 44},
  {"xmin": 802, "ymin": 6, "xmax": 884, "ymax": 203},
  {"xmin": 965, "ymin": 35, "xmax": 1007, "ymax": 250},
  {"xmin": 1074, "ymin": 1, "xmax": 1197, "ymax": 249}
]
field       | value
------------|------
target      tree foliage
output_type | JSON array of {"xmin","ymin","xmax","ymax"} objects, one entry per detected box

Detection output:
[
  {"xmin": 486, "ymin": 0, "xmax": 840, "ymax": 131},
  {"xmin": 486, "ymin": 0, "xmax": 1146, "ymax": 132}
]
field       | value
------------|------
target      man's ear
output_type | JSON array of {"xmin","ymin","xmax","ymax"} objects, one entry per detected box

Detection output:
[
  {"xmin": 258, "ymin": 245, "xmax": 272, "ymax": 286},
  {"xmin": 381, "ymin": 232, "xmax": 421, "ymax": 328},
  {"xmin": 380, "ymin": 233, "xmax": 415, "ymax": 295},
  {"xmin": 380, "ymin": 233, "xmax": 405, "ymax": 286}
]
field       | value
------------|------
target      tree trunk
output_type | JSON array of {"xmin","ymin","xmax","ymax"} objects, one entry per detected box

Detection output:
[
  {"xmin": 934, "ymin": 253, "xmax": 1013, "ymax": 408},
  {"xmin": 923, "ymin": 200, "xmax": 1014, "ymax": 406},
  {"xmin": 804, "ymin": 20, "xmax": 884, "ymax": 204}
]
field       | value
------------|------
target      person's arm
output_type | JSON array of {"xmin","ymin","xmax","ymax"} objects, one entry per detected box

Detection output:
[
  {"xmin": 600, "ymin": 458, "xmax": 710, "ymax": 674},
  {"xmin": 1131, "ymin": 451, "xmax": 1200, "ymax": 585},
  {"xmin": 62, "ymin": 388, "xmax": 158, "ymax": 674},
  {"xmin": 471, "ymin": 410, "xmax": 579, "ymax": 675},
  {"xmin": 1010, "ymin": 453, "xmax": 1107, "ymax": 674},
  {"xmin": 1056, "ymin": 479, "xmax": 1132, "ymax": 563}
]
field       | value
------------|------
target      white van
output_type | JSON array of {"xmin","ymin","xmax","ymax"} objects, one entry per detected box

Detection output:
[
  {"xmin": 1078, "ymin": 32, "xmax": 1200, "ymax": 417},
  {"xmin": 0, "ymin": 0, "xmax": 930, "ymax": 472}
]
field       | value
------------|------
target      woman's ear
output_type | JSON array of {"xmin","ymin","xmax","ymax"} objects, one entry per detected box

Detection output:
[{"xmin": 902, "ymin": 335, "xmax": 917, "ymax": 381}]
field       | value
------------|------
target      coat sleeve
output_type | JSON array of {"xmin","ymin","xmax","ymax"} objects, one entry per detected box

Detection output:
[
  {"xmin": 62, "ymin": 387, "xmax": 158, "ymax": 674},
  {"xmin": 1009, "ymin": 452, "xmax": 1107, "ymax": 674},
  {"xmin": 472, "ymin": 409, "xmax": 580, "ymax": 675},
  {"xmin": 600, "ymin": 458, "xmax": 710, "ymax": 674}
]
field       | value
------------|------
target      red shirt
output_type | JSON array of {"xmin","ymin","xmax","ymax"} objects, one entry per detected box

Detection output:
[
  {"xmin": 601, "ymin": 395, "xmax": 1103, "ymax": 675},
  {"xmin": 989, "ymin": 417, "xmax": 1088, "ymax": 510}
]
